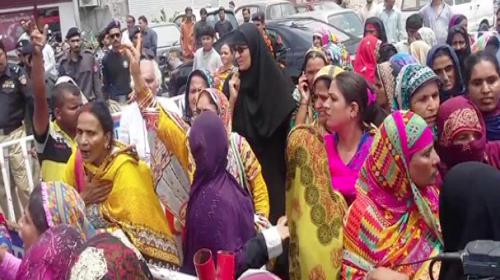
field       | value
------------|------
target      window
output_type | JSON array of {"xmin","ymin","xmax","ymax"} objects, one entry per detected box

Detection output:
[
  {"xmin": 269, "ymin": 4, "xmax": 282, "ymax": 19},
  {"xmin": 328, "ymin": 12, "xmax": 363, "ymax": 38},
  {"xmin": 296, "ymin": 6, "xmax": 309, "ymax": 13},
  {"xmin": 152, "ymin": 25, "xmax": 181, "ymax": 47},
  {"xmin": 314, "ymin": 2, "xmax": 340, "ymax": 10},
  {"xmin": 268, "ymin": 3, "xmax": 297, "ymax": 20},
  {"xmin": 281, "ymin": 3, "xmax": 297, "ymax": 17},
  {"xmin": 284, "ymin": 19, "xmax": 350, "ymax": 42},
  {"xmin": 235, "ymin": 6, "xmax": 260, "ymax": 24}
]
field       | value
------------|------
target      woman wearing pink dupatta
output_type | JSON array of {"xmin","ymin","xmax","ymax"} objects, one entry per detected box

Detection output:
[{"xmin": 322, "ymin": 71, "xmax": 383, "ymax": 204}]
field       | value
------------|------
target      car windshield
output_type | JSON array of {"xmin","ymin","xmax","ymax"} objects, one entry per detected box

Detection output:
[
  {"xmin": 269, "ymin": 3, "xmax": 297, "ymax": 19},
  {"xmin": 312, "ymin": 2, "xmax": 341, "ymax": 10},
  {"xmin": 328, "ymin": 12, "xmax": 363, "ymax": 38},
  {"xmin": 278, "ymin": 18, "xmax": 350, "ymax": 42},
  {"xmin": 152, "ymin": 25, "xmax": 180, "ymax": 47}
]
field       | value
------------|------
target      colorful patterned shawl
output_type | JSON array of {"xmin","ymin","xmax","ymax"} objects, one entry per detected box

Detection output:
[
  {"xmin": 16, "ymin": 225, "xmax": 84, "ymax": 280},
  {"xmin": 41, "ymin": 181, "xmax": 95, "ymax": 240},
  {"xmin": 376, "ymin": 62, "xmax": 396, "ymax": 111},
  {"xmin": 342, "ymin": 111, "xmax": 442, "ymax": 279},
  {"xmin": 394, "ymin": 64, "xmax": 440, "ymax": 110},
  {"xmin": 286, "ymin": 125, "xmax": 347, "ymax": 280}
]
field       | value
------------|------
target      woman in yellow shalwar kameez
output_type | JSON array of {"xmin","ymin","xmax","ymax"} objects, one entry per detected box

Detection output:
[{"xmin": 63, "ymin": 101, "xmax": 180, "ymax": 269}]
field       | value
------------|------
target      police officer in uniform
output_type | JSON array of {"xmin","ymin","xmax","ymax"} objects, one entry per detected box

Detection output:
[
  {"xmin": 59, "ymin": 27, "xmax": 102, "ymax": 102},
  {"xmin": 0, "ymin": 40, "xmax": 31, "ymax": 218}
]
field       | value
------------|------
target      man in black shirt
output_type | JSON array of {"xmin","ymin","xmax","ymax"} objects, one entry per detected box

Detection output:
[
  {"xmin": 0, "ymin": 40, "xmax": 31, "ymax": 217},
  {"xmin": 102, "ymin": 20, "xmax": 132, "ymax": 104},
  {"xmin": 215, "ymin": 7, "xmax": 233, "ymax": 38},
  {"xmin": 194, "ymin": 8, "xmax": 209, "ymax": 49}
]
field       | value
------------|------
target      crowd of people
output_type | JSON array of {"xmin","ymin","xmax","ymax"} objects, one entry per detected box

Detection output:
[{"xmin": 0, "ymin": 0, "xmax": 500, "ymax": 279}]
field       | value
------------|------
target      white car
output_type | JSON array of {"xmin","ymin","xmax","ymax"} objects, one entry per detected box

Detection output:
[{"xmin": 399, "ymin": 0, "xmax": 494, "ymax": 33}]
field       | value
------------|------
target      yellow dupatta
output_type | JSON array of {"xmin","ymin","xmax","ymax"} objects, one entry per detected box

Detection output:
[
  {"xmin": 63, "ymin": 142, "xmax": 180, "ymax": 268},
  {"xmin": 286, "ymin": 125, "xmax": 347, "ymax": 280}
]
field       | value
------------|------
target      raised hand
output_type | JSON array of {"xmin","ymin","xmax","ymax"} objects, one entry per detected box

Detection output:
[{"xmin": 28, "ymin": 22, "xmax": 48, "ymax": 54}]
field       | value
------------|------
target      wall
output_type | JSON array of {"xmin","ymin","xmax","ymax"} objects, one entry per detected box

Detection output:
[
  {"xmin": 127, "ymin": 0, "xmax": 230, "ymax": 20},
  {"xmin": 78, "ymin": 0, "xmax": 128, "ymax": 38},
  {"xmin": 0, "ymin": 1, "xmax": 75, "ymax": 50}
]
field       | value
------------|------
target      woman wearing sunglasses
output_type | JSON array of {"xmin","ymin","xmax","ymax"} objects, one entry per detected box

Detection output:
[{"xmin": 227, "ymin": 23, "xmax": 296, "ymax": 225}]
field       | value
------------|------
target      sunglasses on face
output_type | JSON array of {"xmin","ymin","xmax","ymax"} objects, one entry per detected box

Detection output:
[
  {"xmin": 109, "ymin": 33, "xmax": 121, "ymax": 39},
  {"xmin": 234, "ymin": 45, "xmax": 249, "ymax": 54}
]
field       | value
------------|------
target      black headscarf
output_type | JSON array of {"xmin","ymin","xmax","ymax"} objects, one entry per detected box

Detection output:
[
  {"xmin": 231, "ymin": 23, "xmax": 295, "ymax": 142},
  {"xmin": 364, "ymin": 17, "xmax": 388, "ymax": 44},
  {"xmin": 439, "ymin": 162, "xmax": 500, "ymax": 280},
  {"xmin": 426, "ymin": 44, "xmax": 465, "ymax": 102},
  {"xmin": 377, "ymin": 43, "xmax": 397, "ymax": 63},
  {"xmin": 446, "ymin": 26, "xmax": 471, "ymax": 71}
]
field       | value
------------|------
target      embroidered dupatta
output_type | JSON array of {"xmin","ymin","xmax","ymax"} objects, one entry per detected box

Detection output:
[
  {"xmin": 286, "ymin": 125, "xmax": 347, "ymax": 280},
  {"xmin": 342, "ymin": 111, "xmax": 442, "ymax": 279}
]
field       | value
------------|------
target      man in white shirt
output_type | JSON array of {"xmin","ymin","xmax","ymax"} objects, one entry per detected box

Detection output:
[
  {"xmin": 122, "ymin": 15, "xmax": 135, "ymax": 45},
  {"xmin": 359, "ymin": 0, "xmax": 381, "ymax": 24},
  {"xmin": 118, "ymin": 58, "xmax": 180, "ymax": 165},
  {"xmin": 419, "ymin": 0, "xmax": 453, "ymax": 44},
  {"xmin": 395, "ymin": 13, "xmax": 423, "ymax": 53},
  {"xmin": 378, "ymin": 0, "xmax": 404, "ymax": 44}
]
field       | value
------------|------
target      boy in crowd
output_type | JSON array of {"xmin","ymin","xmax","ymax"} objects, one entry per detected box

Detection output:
[{"xmin": 192, "ymin": 25, "xmax": 222, "ymax": 73}]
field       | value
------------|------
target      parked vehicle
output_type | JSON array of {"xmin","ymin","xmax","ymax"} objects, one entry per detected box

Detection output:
[
  {"xmin": 235, "ymin": 0, "xmax": 297, "ymax": 23},
  {"xmin": 150, "ymin": 23, "xmax": 182, "ymax": 93},
  {"xmin": 266, "ymin": 17, "xmax": 360, "ymax": 81},
  {"xmin": 399, "ymin": 0, "xmax": 494, "ymax": 32},
  {"xmin": 290, "ymin": 9, "xmax": 363, "ymax": 38},
  {"xmin": 173, "ymin": 7, "xmax": 239, "ymax": 31},
  {"xmin": 168, "ymin": 16, "xmax": 360, "ymax": 97},
  {"xmin": 295, "ymin": 0, "xmax": 343, "ymax": 13}
]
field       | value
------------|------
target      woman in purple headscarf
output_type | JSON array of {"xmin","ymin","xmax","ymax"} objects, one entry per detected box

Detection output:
[{"xmin": 181, "ymin": 111, "xmax": 288, "ymax": 277}]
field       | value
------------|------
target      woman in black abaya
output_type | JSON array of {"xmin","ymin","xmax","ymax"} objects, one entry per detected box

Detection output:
[
  {"xmin": 227, "ymin": 23, "xmax": 296, "ymax": 224},
  {"xmin": 439, "ymin": 162, "xmax": 500, "ymax": 280}
]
